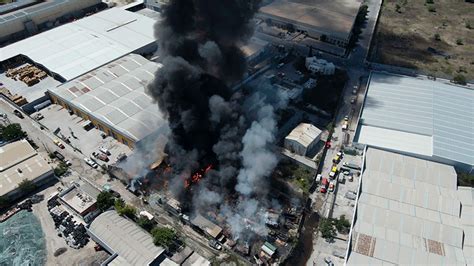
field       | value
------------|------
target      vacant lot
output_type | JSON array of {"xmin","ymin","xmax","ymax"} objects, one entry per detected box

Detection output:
[{"xmin": 371, "ymin": 0, "xmax": 474, "ymax": 80}]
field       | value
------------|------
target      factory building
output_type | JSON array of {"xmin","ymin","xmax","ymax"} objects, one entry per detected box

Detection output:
[
  {"xmin": 305, "ymin": 56, "xmax": 335, "ymax": 75},
  {"xmin": 190, "ymin": 214, "xmax": 224, "ymax": 240},
  {"xmin": 346, "ymin": 148, "xmax": 474, "ymax": 265},
  {"xmin": 257, "ymin": 0, "xmax": 362, "ymax": 47},
  {"xmin": 58, "ymin": 182, "xmax": 101, "ymax": 223},
  {"xmin": 0, "ymin": 7, "xmax": 157, "ymax": 82},
  {"xmin": 353, "ymin": 72, "xmax": 474, "ymax": 172},
  {"xmin": 0, "ymin": 0, "xmax": 103, "ymax": 45},
  {"xmin": 48, "ymin": 54, "xmax": 166, "ymax": 149},
  {"xmin": 284, "ymin": 123, "xmax": 322, "ymax": 156},
  {"xmin": 0, "ymin": 139, "xmax": 54, "ymax": 200},
  {"xmin": 87, "ymin": 210, "xmax": 177, "ymax": 266}
]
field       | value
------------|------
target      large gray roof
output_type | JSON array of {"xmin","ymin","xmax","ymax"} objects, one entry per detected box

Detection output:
[
  {"xmin": 347, "ymin": 148, "xmax": 473, "ymax": 265},
  {"xmin": 355, "ymin": 72, "xmax": 474, "ymax": 167},
  {"xmin": 88, "ymin": 210, "xmax": 165, "ymax": 265},
  {"xmin": 48, "ymin": 54, "xmax": 165, "ymax": 142}
]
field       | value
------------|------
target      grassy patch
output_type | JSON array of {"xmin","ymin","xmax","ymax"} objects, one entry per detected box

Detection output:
[{"xmin": 371, "ymin": 0, "xmax": 474, "ymax": 80}]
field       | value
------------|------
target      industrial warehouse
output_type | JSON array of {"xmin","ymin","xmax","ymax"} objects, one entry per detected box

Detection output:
[
  {"xmin": 48, "ymin": 54, "xmax": 165, "ymax": 148},
  {"xmin": 0, "ymin": 0, "xmax": 104, "ymax": 44},
  {"xmin": 354, "ymin": 72, "xmax": 474, "ymax": 171},
  {"xmin": 258, "ymin": 0, "xmax": 362, "ymax": 47},
  {"xmin": 0, "ymin": 139, "xmax": 53, "ymax": 200},
  {"xmin": 346, "ymin": 148, "xmax": 474, "ymax": 265}
]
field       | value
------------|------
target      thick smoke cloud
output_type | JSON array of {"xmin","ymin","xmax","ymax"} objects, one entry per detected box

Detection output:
[{"xmin": 147, "ymin": 0, "xmax": 287, "ymax": 241}]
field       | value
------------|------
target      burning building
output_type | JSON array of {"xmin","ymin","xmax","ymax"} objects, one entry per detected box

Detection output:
[{"xmin": 143, "ymin": 0, "xmax": 287, "ymax": 243}]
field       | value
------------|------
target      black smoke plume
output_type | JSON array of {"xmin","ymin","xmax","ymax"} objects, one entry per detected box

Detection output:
[{"xmin": 148, "ymin": 0, "xmax": 286, "ymax": 240}]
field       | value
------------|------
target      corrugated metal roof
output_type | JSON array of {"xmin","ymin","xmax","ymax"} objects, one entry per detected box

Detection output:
[
  {"xmin": 88, "ymin": 210, "xmax": 165, "ymax": 265},
  {"xmin": 285, "ymin": 123, "xmax": 321, "ymax": 148},
  {"xmin": 348, "ymin": 148, "xmax": 472, "ymax": 265},
  {"xmin": 48, "ymin": 54, "xmax": 165, "ymax": 142},
  {"xmin": 0, "ymin": 7, "xmax": 156, "ymax": 81},
  {"xmin": 355, "ymin": 72, "xmax": 474, "ymax": 167}
]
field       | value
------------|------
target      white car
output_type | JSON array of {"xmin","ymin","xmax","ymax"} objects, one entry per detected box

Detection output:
[
  {"xmin": 84, "ymin": 157, "xmax": 98, "ymax": 168},
  {"xmin": 99, "ymin": 147, "xmax": 111, "ymax": 155}
]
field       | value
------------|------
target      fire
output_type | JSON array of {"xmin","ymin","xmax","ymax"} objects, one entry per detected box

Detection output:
[{"xmin": 184, "ymin": 164, "xmax": 213, "ymax": 188}]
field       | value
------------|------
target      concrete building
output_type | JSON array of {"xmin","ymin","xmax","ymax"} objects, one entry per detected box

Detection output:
[
  {"xmin": 346, "ymin": 148, "xmax": 474, "ymax": 265},
  {"xmin": 58, "ymin": 182, "xmax": 100, "ymax": 223},
  {"xmin": 190, "ymin": 214, "xmax": 223, "ymax": 240},
  {"xmin": 257, "ymin": 0, "xmax": 362, "ymax": 47},
  {"xmin": 284, "ymin": 123, "xmax": 322, "ymax": 156},
  {"xmin": 0, "ymin": 0, "xmax": 103, "ymax": 44},
  {"xmin": 0, "ymin": 139, "xmax": 53, "ymax": 200},
  {"xmin": 87, "ymin": 210, "xmax": 177, "ymax": 266},
  {"xmin": 48, "ymin": 54, "xmax": 166, "ymax": 148},
  {"xmin": 0, "ymin": 7, "xmax": 157, "ymax": 82},
  {"xmin": 354, "ymin": 72, "xmax": 474, "ymax": 172},
  {"xmin": 305, "ymin": 56, "xmax": 335, "ymax": 75}
]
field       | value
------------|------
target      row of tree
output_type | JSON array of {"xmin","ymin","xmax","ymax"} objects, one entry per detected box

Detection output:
[
  {"xmin": 96, "ymin": 191, "xmax": 178, "ymax": 247},
  {"xmin": 319, "ymin": 215, "xmax": 351, "ymax": 242}
]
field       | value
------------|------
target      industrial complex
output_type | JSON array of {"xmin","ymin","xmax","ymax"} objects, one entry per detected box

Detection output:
[
  {"xmin": 354, "ymin": 72, "xmax": 474, "ymax": 171},
  {"xmin": 346, "ymin": 148, "xmax": 474, "ymax": 265},
  {"xmin": 0, "ymin": 139, "xmax": 53, "ymax": 200},
  {"xmin": 48, "ymin": 54, "xmax": 165, "ymax": 148},
  {"xmin": 0, "ymin": 0, "xmax": 473, "ymax": 265},
  {"xmin": 258, "ymin": 0, "xmax": 362, "ymax": 47},
  {"xmin": 0, "ymin": 0, "xmax": 104, "ymax": 44}
]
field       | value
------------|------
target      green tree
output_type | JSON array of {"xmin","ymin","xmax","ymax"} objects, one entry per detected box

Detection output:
[
  {"xmin": 114, "ymin": 199, "xmax": 136, "ymax": 219},
  {"xmin": 137, "ymin": 216, "xmax": 155, "ymax": 232},
  {"xmin": 334, "ymin": 215, "xmax": 351, "ymax": 233},
  {"xmin": 18, "ymin": 179, "xmax": 36, "ymax": 193},
  {"xmin": 96, "ymin": 191, "xmax": 115, "ymax": 211},
  {"xmin": 54, "ymin": 161, "xmax": 69, "ymax": 177},
  {"xmin": 428, "ymin": 6, "xmax": 436, "ymax": 12},
  {"xmin": 0, "ymin": 123, "xmax": 27, "ymax": 141},
  {"xmin": 456, "ymin": 38, "xmax": 464, "ymax": 45},
  {"xmin": 319, "ymin": 218, "xmax": 336, "ymax": 241},
  {"xmin": 453, "ymin": 74, "xmax": 467, "ymax": 85},
  {"xmin": 151, "ymin": 227, "xmax": 177, "ymax": 247},
  {"xmin": 434, "ymin": 33, "xmax": 441, "ymax": 41}
]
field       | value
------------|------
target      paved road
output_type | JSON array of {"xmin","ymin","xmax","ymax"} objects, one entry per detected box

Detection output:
[{"xmin": 306, "ymin": 0, "xmax": 382, "ymax": 265}]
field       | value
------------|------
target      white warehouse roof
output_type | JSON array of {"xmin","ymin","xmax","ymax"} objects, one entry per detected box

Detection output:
[
  {"xmin": 88, "ymin": 210, "xmax": 168, "ymax": 266},
  {"xmin": 285, "ymin": 123, "xmax": 322, "ymax": 148},
  {"xmin": 347, "ymin": 148, "xmax": 473, "ymax": 265},
  {"xmin": 355, "ymin": 72, "xmax": 474, "ymax": 168},
  {"xmin": 48, "ymin": 54, "xmax": 165, "ymax": 142},
  {"xmin": 0, "ymin": 7, "xmax": 156, "ymax": 81}
]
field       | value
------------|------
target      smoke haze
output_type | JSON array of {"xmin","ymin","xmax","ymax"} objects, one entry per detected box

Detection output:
[{"xmin": 147, "ymin": 0, "xmax": 287, "ymax": 241}]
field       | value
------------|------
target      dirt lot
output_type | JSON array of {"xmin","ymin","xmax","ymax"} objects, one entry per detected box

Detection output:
[{"xmin": 370, "ymin": 0, "xmax": 474, "ymax": 80}]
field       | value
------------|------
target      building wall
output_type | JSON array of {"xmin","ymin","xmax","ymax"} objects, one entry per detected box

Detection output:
[
  {"xmin": 284, "ymin": 138, "xmax": 308, "ymax": 156},
  {"xmin": 0, "ymin": 0, "xmax": 103, "ymax": 44},
  {"xmin": 4, "ymin": 169, "xmax": 54, "ymax": 200},
  {"xmin": 258, "ymin": 13, "xmax": 353, "ymax": 47},
  {"xmin": 49, "ymin": 93, "xmax": 136, "ymax": 149}
]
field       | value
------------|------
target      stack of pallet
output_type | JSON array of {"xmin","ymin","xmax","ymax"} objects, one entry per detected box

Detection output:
[{"xmin": 6, "ymin": 64, "xmax": 47, "ymax": 86}]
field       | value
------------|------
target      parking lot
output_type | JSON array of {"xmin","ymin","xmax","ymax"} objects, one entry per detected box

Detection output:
[{"xmin": 37, "ymin": 104, "xmax": 133, "ymax": 165}]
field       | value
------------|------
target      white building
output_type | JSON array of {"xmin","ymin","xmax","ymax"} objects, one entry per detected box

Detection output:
[
  {"xmin": 284, "ymin": 123, "xmax": 322, "ymax": 156},
  {"xmin": 305, "ymin": 56, "xmax": 335, "ymax": 75}
]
